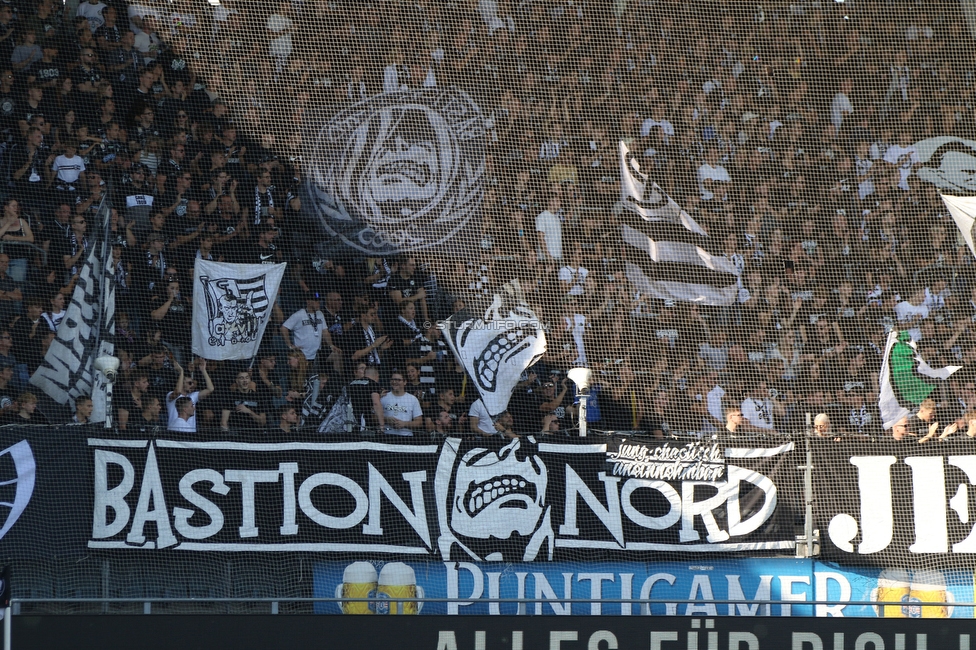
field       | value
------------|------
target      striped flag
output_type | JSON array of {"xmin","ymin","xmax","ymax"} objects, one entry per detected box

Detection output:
[
  {"xmin": 193, "ymin": 259, "xmax": 286, "ymax": 361},
  {"xmin": 618, "ymin": 141, "xmax": 739, "ymax": 305},
  {"xmin": 879, "ymin": 330, "xmax": 961, "ymax": 429},
  {"xmin": 30, "ymin": 237, "xmax": 116, "ymax": 413}
]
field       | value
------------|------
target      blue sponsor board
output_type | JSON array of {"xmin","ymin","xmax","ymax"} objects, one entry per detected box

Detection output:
[{"xmin": 313, "ymin": 559, "xmax": 975, "ymax": 617}]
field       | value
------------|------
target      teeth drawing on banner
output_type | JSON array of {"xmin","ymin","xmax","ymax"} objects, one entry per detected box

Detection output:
[
  {"xmin": 438, "ymin": 437, "xmax": 553, "ymax": 562},
  {"xmin": 192, "ymin": 259, "xmax": 286, "ymax": 361},
  {"xmin": 306, "ymin": 87, "xmax": 484, "ymax": 255},
  {"xmin": 878, "ymin": 329, "xmax": 962, "ymax": 429},
  {"xmin": 441, "ymin": 279, "xmax": 546, "ymax": 418},
  {"xmin": 30, "ymin": 234, "xmax": 115, "ymax": 414},
  {"xmin": 617, "ymin": 141, "xmax": 739, "ymax": 306},
  {"xmin": 82, "ymin": 437, "xmax": 794, "ymax": 558}
]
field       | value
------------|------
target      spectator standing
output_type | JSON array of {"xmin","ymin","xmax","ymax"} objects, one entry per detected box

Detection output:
[
  {"xmin": 166, "ymin": 359, "xmax": 214, "ymax": 432},
  {"xmin": 381, "ymin": 371, "xmax": 423, "ymax": 437}
]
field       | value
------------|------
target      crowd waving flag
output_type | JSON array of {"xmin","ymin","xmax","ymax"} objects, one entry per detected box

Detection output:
[
  {"xmin": 617, "ymin": 141, "xmax": 739, "ymax": 306},
  {"xmin": 879, "ymin": 330, "xmax": 962, "ymax": 429},
  {"xmin": 30, "ymin": 238, "xmax": 116, "ymax": 414},
  {"xmin": 192, "ymin": 260, "xmax": 286, "ymax": 361},
  {"xmin": 441, "ymin": 280, "xmax": 546, "ymax": 418}
]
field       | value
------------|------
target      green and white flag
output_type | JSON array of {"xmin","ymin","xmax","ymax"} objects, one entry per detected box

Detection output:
[{"xmin": 879, "ymin": 330, "xmax": 962, "ymax": 429}]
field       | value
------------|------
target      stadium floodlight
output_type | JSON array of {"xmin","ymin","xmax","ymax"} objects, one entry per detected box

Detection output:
[{"xmin": 568, "ymin": 368, "xmax": 592, "ymax": 438}]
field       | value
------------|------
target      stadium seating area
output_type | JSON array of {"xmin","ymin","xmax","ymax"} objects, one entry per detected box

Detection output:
[{"xmin": 0, "ymin": 0, "xmax": 971, "ymax": 439}]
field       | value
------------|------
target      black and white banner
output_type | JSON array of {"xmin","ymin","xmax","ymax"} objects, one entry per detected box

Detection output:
[
  {"xmin": 441, "ymin": 280, "xmax": 546, "ymax": 418},
  {"xmin": 30, "ymin": 233, "xmax": 115, "ymax": 413},
  {"xmin": 817, "ymin": 439, "xmax": 976, "ymax": 564},
  {"xmin": 79, "ymin": 436, "xmax": 797, "ymax": 558},
  {"xmin": 617, "ymin": 141, "xmax": 739, "ymax": 306},
  {"xmin": 192, "ymin": 260, "xmax": 286, "ymax": 361},
  {"xmin": 305, "ymin": 87, "xmax": 484, "ymax": 255}
]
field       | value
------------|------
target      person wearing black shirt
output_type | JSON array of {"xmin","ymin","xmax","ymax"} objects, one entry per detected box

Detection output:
[
  {"xmin": 115, "ymin": 371, "xmax": 150, "ymax": 430},
  {"xmin": 71, "ymin": 47, "xmax": 102, "ymax": 96},
  {"xmin": 388, "ymin": 300, "xmax": 434, "ymax": 371},
  {"xmin": 155, "ymin": 141, "xmax": 185, "ymax": 195},
  {"xmin": 347, "ymin": 363, "xmax": 384, "ymax": 432},
  {"xmin": 237, "ymin": 221, "xmax": 280, "ymax": 265},
  {"xmin": 130, "ymin": 395, "xmax": 163, "ymax": 434},
  {"xmin": 269, "ymin": 404, "xmax": 300, "ymax": 436},
  {"xmin": 387, "ymin": 256, "xmax": 429, "ymax": 324},
  {"xmin": 139, "ymin": 345, "xmax": 177, "ymax": 397},
  {"xmin": 150, "ymin": 276, "xmax": 191, "ymax": 356},
  {"xmin": 9, "ymin": 297, "xmax": 44, "ymax": 373},
  {"xmin": 29, "ymin": 43, "xmax": 61, "ymax": 89},
  {"xmin": 119, "ymin": 162, "xmax": 154, "ymax": 229},
  {"xmin": 160, "ymin": 171, "xmax": 194, "ymax": 219},
  {"xmin": 10, "ymin": 127, "xmax": 53, "ymax": 214},
  {"xmin": 247, "ymin": 169, "xmax": 280, "ymax": 225},
  {"xmin": 219, "ymin": 369, "xmax": 271, "ymax": 432}
]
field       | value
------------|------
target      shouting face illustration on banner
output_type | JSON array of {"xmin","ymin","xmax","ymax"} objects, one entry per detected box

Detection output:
[
  {"xmin": 441, "ymin": 279, "xmax": 546, "ymax": 418},
  {"xmin": 436, "ymin": 437, "xmax": 553, "ymax": 562},
  {"xmin": 307, "ymin": 87, "xmax": 484, "ymax": 254}
]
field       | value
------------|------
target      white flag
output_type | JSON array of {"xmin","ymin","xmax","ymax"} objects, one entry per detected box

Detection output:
[
  {"xmin": 441, "ymin": 280, "xmax": 546, "ymax": 418},
  {"xmin": 940, "ymin": 194, "xmax": 976, "ymax": 259},
  {"xmin": 618, "ymin": 140, "xmax": 738, "ymax": 306},
  {"xmin": 192, "ymin": 260, "xmax": 286, "ymax": 361},
  {"xmin": 30, "ymin": 240, "xmax": 115, "ymax": 412}
]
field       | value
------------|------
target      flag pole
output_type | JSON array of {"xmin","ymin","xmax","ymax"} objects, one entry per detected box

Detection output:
[{"xmin": 2, "ymin": 565, "xmax": 11, "ymax": 650}]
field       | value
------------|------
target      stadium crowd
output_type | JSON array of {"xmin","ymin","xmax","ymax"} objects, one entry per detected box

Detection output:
[{"xmin": 0, "ymin": 0, "xmax": 971, "ymax": 440}]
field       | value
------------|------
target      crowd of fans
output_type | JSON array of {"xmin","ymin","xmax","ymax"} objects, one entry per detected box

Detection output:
[{"xmin": 0, "ymin": 0, "xmax": 973, "ymax": 440}]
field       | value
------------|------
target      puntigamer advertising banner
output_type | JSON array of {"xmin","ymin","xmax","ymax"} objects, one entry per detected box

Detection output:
[
  {"xmin": 76, "ymin": 435, "xmax": 798, "ymax": 558},
  {"xmin": 313, "ymin": 558, "xmax": 976, "ymax": 618}
]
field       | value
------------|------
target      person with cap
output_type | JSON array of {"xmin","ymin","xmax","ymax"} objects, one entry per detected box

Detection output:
[{"xmin": 281, "ymin": 291, "xmax": 326, "ymax": 364}]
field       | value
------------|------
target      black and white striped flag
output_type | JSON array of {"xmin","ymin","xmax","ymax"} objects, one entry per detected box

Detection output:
[
  {"xmin": 30, "ymin": 237, "xmax": 116, "ymax": 412},
  {"xmin": 618, "ymin": 141, "xmax": 739, "ymax": 305},
  {"xmin": 193, "ymin": 259, "xmax": 286, "ymax": 361}
]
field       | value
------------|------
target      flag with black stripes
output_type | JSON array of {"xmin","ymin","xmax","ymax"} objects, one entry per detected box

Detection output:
[
  {"xmin": 30, "ymin": 236, "xmax": 116, "ymax": 411},
  {"xmin": 193, "ymin": 259, "xmax": 286, "ymax": 360},
  {"xmin": 618, "ymin": 141, "xmax": 739, "ymax": 305}
]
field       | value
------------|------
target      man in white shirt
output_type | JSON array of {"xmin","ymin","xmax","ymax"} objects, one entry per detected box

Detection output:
[
  {"xmin": 280, "ymin": 292, "xmax": 327, "ymax": 362},
  {"xmin": 894, "ymin": 288, "xmax": 929, "ymax": 340},
  {"xmin": 830, "ymin": 78, "xmax": 854, "ymax": 131},
  {"xmin": 697, "ymin": 148, "xmax": 730, "ymax": 201},
  {"xmin": 535, "ymin": 194, "xmax": 563, "ymax": 260},
  {"xmin": 468, "ymin": 398, "xmax": 516, "ymax": 438},
  {"xmin": 740, "ymin": 382, "xmax": 784, "ymax": 432},
  {"xmin": 640, "ymin": 105, "xmax": 675, "ymax": 143},
  {"xmin": 76, "ymin": 0, "xmax": 107, "ymax": 32},
  {"xmin": 166, "ymin": 360, "xmax": 214, "ymax": 432},
  {"xmin": 381, "ymin": 372, "xmax": 424, "ymax": 436}
]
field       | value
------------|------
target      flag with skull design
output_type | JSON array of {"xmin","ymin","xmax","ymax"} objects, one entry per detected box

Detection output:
[{"xmin": 441, "ymin": 280, "xmax": 547, "ymax": 418}]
